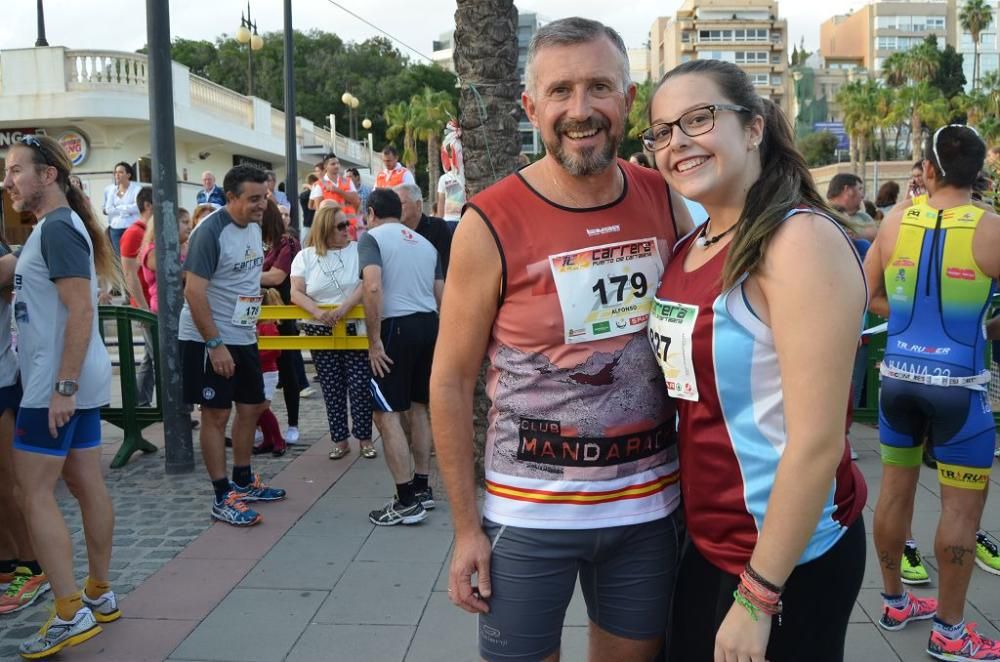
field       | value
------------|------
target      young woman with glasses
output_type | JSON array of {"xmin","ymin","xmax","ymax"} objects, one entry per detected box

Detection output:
[
  {"xmin": 290, "ymin": 205, "xmax": 374, "ymax": 460},
  {"xmin": 643, "ymin": 59, "xmax": 868, "ymax": 661}
]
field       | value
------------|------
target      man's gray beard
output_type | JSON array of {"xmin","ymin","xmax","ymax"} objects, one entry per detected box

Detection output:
[{"xmin": 546, "ymin": 134, "xmax": 620, "ymax": 177}]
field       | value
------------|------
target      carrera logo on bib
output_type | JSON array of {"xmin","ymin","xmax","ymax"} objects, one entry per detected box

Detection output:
[{"xmin": 516, "ymin": 418, "xmax": 674, "ymax": 467}]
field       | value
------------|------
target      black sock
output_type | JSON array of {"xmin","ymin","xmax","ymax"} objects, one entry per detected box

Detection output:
[
  {"xmin": 412, "ymin": 473, "xmax": 429, "ymax": 491},
  {"xmin": 212, "ymin": 477, "xmax": 232, "ymax": 502},
  {"xmin": 397, "ymin": 481, "xmax": 416, "ymax": 506},
  {"xmin": 0, "ymin": 559, "xmax": 17, "ymax": 574},
  {"xmin": 21, "ymin": 560, "xmax": 42, "ymax": 575},
  {"xmin": 232, "ymin": 464, "xmax": 253, "ymax": 488}
]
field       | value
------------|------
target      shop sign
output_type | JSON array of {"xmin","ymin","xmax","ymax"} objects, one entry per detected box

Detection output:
[{"xmin": 57, "ymin": 131, "xmax": 88, "ymax": 167}]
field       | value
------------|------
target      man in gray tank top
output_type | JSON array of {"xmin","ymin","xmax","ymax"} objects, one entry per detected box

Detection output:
[
  {"xmin": 180, "ymin": 165, "xmax": 286, "ymax": 528},
  {"xmin": 358, "ymin": 188, "xmax": 443, "ymax": 526}
]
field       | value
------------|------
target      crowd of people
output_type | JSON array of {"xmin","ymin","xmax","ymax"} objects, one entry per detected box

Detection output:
[{"xmin": 2, "ymin": 13, "xmax": 1000, "ymax": 662}]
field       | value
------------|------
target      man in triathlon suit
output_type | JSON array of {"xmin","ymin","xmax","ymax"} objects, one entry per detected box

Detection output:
[
  {"xmin": 867, "ymin": 125, "xmax": 1000, "ymax": 661},
  {"xmin": 430, "ymin": 18, "xmax": 692, "ymax": 662},
  {"xmin": 180, "ymin": 165, "xmax": 286, "ymax": 527}
]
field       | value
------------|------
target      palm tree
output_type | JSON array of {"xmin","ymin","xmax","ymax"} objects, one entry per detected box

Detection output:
[
  {"xmin": 960, "ymin": 0, "xmax": 995, "ymax": 91},
  {"xmin": 384, "ymin": 101, "xmax": 419, "ymax": 172},
  {"xmin": 453, "ymin": 0, "xmax": 522, "ymax": 197},
  {"xmin": 898, "ymin": 82, "xmax": 951, "ymax": 160},
  {"xmin": 837, "ymin": 79, "xmax": 880, "ymax": 175},
  {"xmin": 954, "ymin": 89, "xmax": 990, "ymax": 125},
  {"xmin": 453, "ymin": 0, "xmax": 522, "ymax": 482},
  {"xmin": 873, "ymin": 85, "xmax": 898, "ymax": 162},
  {"xmin": 905, "ymin": 39, "xmax": 941, "ymax": 84},
  {"xmin": 410, "ymin": 87, "xmax": 456, "ymax": 202},
  {"xmin": 982, "ymin": 69, "xmax": 1000, "ymax": 117},
  {"xmin": 882, "ymin": 52, "xmax": 910, "ymax": 88}
]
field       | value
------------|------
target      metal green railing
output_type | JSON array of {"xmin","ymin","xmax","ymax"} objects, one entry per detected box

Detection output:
[{"xmin": 97, "ymin": 305, "xmax": 161, "ymax": 468}]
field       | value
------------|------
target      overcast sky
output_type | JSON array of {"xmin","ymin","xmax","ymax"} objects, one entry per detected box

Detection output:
[{"xmin": 2, "ymin": 0, "xmax": 867, "ymax": 62}]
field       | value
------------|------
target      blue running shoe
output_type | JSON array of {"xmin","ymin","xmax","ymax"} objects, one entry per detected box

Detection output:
[
  {"xmin": 231, "ymin": 474, "xmax": 286, "ymax": 502},
  {"xmin": 211, "ymin": 492, "xmax": 262, "ymax": 526}
]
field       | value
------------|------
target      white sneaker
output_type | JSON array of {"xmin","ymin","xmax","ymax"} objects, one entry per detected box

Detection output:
[
  {"xmin": 81, "ymin": 589, "xmax": 122, "ymax": 623},
  {"xmin": 19, "ymin": 607, "xmax": 102, "ymax": 658},
  {"xmin": 850, "ymin": 448, "xmax": 859, "ymax": 461},
  {"xmin": 284, "ymin": 427, "xmax": 300, "ymax": 444},
  {"xmin": 300, "ymin": 386, "xmax": 317, "ymax": 398},
  {"xmin": 254, "ymin": 429, "xmax": 264, "ymax": 444}
]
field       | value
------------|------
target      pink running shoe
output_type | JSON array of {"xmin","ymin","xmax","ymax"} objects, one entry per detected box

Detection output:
[
  {"xmin": 928, "ymin": 622, "xmax": 1000, "ymax": 661},
  {"xmin": 878, "ymin": 593, "xmax": 938, "ymax": 631}
]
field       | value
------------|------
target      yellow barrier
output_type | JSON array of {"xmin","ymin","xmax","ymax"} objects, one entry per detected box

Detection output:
[{"xmin": 258, "ymin": 305, "xmax": 369, "ymax": 350}]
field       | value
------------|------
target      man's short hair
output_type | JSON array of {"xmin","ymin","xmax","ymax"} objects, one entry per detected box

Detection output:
[
  {"xmin": 323, "ymin": 153, "xmax": 339, "ymax": 167},
  {"xmin": 381, "ymin": 145, "xmax": 399, "ymax": 158},
  {"xmin": 525, "ymin": 17, "xmax": 630, "ymax": 94},
  {"xmin": 136, "ymin": 186, "xmax": 153, "ymax": 212},
  {"xmin": 346, "ymin": 168, "xmax": 360, "ymax": 178},
  {"xmin": 827, "ymin": 173, "xmax": 862, "ymax": 200},
  {"xmin": 367, "ymin": 188, "xmax": 402, "ymax": 220},
  {"xmin": 265, "ymin": 170, "xmax": 277, "ymax": 180},
  {"xmin": 393, "ymin": 183, "xmax": 423, "ymax": 203},
  {"xmin": 223, "ymin": 165, "xmax": 269, "ymax": 196},
  {"xmin": 306, "ymin": 174, "xmax": 319, "ymax": 184},
  {"xmin": 115, "ymin": 161, "xmax": 136, "ymax": 180}
]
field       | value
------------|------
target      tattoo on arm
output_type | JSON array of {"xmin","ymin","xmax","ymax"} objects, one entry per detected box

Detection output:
[
  {"xmin": 879, "ymin": 551, "xmax": 899, "ymax": 571},
  {"xmin": 944, "ymin": 545, "xmax": 975, "ymax": 566}
]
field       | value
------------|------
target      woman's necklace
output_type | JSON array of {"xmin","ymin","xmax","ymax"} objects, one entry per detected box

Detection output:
[{"xmin": 695, "ymin": 218, "xmax": 737, "ymax": 248}]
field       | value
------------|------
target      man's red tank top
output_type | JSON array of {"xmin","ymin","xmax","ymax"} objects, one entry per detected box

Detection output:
[{"xmin": 467, "ymin": 159, "xmax": 682, "ymax": 529}]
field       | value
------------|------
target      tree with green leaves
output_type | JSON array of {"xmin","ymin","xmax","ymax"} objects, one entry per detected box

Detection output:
[
  {"xmin": 934, "ymin": 44, "xmax": 968, "ymax": 99},
  {"xmin": 797, "ymin": 131, "xmax": 838, "ymax": 167},
  {"xmin": 898, "ymin": 82, "xmax": 951, "ymax": 160},
  {"xmin": 384, "ymin": 101, "xmax": 418, "ymax": 172},
  {"xmin": 883, "ymin": 52, "xmax": 909, "ymax": 89},
  {"xmin": 837, "ymin": 79, "xmax": 880, "ymax": 175},
  {"xmin": 410, "ymin": 87, "xmax": 457, "ymax": 201},
  {"xmin": 960, "ymin": 0, "xmax": 995, "ymax": 91}
]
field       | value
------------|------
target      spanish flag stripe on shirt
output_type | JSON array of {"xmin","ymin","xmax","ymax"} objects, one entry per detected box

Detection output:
[{"xmin": 485, "ymin": 472, "xmax": 678, "ymax": 505}]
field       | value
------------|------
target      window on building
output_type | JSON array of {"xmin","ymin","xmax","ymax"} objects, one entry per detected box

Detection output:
[
  {"xmin": 771, "ymin": 75, "xmax": 783, "ymax": 86},
  {"xmin": 682, "ymin": 31, "xmax": 691, "ymax": 43},
  {"xmin": 877, "ymin": 36, "xmax": 897, "ymax": 50},
  {"xmin": 876, "ymin": 16, "xmax": 895, "ymax": 29},
  {"xmin": 927, "ymin": 16, "xmax": 945, "ymax": 30},
  {"xmin": 750, "ymin": 72, "xmax": 770, "ymax": 86},
  {"xmin": 735, "ymin": 51, "xmax": 768, "ymax": 64},
  {"xmin": 681, "ymin": 54, "xmax": 692, "ymax": 63}
]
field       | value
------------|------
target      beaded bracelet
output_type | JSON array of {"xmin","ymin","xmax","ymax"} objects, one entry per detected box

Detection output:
[{"xmin": 746, "ymin": 563, "xmax": 784, "ymax": 594}]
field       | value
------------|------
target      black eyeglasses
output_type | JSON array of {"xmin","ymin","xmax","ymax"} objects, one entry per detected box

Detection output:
[
  {"xmin": 19, "ymin": 135, "xmax": 54, "ymax": 166},
  {"xmin": 641, "ymin": 104, "xmax": 750, "ymax": 151},
  {"xmin": 335, "ymin": 222, "xmax": 350, "ymax": 230}
]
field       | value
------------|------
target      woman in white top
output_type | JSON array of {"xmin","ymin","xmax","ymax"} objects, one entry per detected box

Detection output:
[
  {"xmin": 290, "ymin": 204, "xmax": 374, "ymax": 460},
  {"xmin": 101, "ymin": 161, "xmax": 142, "ymax": 256}
]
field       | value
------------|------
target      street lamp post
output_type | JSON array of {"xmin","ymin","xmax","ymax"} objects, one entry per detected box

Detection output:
[
  {"xmin": 362, "ymin": 118, "xmax": 373, "ymax": 169},
  {"xmin": 236, "ymin": 2, "xmax": 264, "ymax": 97},
  {"xmin": 341, "ymin": 92, "xmax": 360, "ymax": 140},
  {"xmin": 35, "ymin": 0, "xmax": 49, "ymax": 47}
]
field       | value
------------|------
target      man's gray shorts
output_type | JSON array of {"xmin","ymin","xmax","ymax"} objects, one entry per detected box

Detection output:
[{"xmin": 478, "ymin": 511, "xmax": 683, "ymax": 661}]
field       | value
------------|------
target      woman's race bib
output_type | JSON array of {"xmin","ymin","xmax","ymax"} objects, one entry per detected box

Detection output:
[{"xmin": 648, "ymin": 299, "xmax": 699, "ymax": 401}]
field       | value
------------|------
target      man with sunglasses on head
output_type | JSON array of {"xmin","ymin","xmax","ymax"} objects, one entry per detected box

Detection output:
[
  {"xmin": 429, "ymin": 17, "xmax": 692, "ymax": 662},
  {"xmin": 866, "ymin": 125, "xmax": 1000, "ymax": 661}
]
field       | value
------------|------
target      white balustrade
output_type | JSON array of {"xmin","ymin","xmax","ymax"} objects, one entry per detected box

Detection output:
[{"xmin": 66, "ymin": 50, "xmax": 148, "ymax": 90}]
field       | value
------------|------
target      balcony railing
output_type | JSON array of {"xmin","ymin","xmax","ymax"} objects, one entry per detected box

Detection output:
[{"xmin": 53, "ymin": 49, "xmax": 371, "ymax": 168}]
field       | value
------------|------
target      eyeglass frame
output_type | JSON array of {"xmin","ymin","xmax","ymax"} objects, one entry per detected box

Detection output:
[{"xmin": 641, "ymin": 103, "xmax": 752, "ymax": 152}]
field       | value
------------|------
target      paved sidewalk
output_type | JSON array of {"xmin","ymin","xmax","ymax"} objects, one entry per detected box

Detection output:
[
  {"xmin": 48, "ymin": 422, "xmax": 1000, "ymax": 662},
  {"xmin": 2, "ymin": 401, "xmax": 999, "ymax": 660}
]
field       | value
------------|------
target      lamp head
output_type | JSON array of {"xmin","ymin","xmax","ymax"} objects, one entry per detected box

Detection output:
[
  {"xmin": 236, "ymin": 24, "xmax": 251, "ymax": 44},
  {"xmin": 362, "ymin": 118, "xmax": 372, "ymax": 130},
  {"xmin": 250, "ymin": 33, "xmax": 263, "ymax": 51}
]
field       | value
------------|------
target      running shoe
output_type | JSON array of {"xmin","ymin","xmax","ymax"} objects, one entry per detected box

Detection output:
[
  {"xmin": 299, "ymin": 387, "xmax": 317, "ymax": 398},
  {"xmin": 414, "ymin": 486, "xmax": 436, "ymax": 510},
  {"xmin": 0, "ymin": 569, "xmax": 51, "ymax": 614},
  {"xmin": 0, "ymin": 569, "xmax": 15, "ymax": 593},
  {"xmin": 901, "ymin": 545, "xmax": 931, "ymax": 585},
  {"xmin": 211, "ymin": 492, "xmax": 262, "ymax": 527},
  {"xmin": 976, "ymin": 531, "xmax": 1000, "ymax": 577},
  {"xmin": 231, "ymin": 474, "xmax": 286, "ymax": 502},
  {"xmin": 18, "ymin": 607, "xmax": 101, "ymax": 659},
  {"xmin": 284, "ymin": 426, "xmax": 300, "ymax": 443},
  {"xmin": 369, "ymin": 499, "xmax": 428, "ymax": 526},
  {"xmin": 878, "ymin": 592, "xmax": 938, "ymax": 631},
  {"xmin": 927, "ymin": 622, "xmax": 1000, "ymax": 661},
  {"xmin": 81, "ymin": 589, "xmax": 121, "ymax": 623}
]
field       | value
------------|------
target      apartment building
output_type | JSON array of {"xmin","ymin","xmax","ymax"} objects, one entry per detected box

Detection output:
[
  {"xmin": 956, "ymin": 0, "xmax": 999, "ymax": 89},
  {"xmin": 648, "ymin": 0, "xmax": 791, "ymax": 116},
  {"xmin": 820, "ymin": 1, "xmax": 955, "ymax": 72}
]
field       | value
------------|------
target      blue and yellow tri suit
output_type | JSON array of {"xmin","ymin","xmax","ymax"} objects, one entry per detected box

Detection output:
[{"xmin": 879, "ymin": 201, "xmax": 996, "ymax": 489}]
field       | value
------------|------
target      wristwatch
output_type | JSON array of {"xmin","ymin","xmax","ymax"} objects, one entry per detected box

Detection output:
[
  {"xmin": 206, "ymin": 337, "xmax": 224, "ymax": 350},
  {"xmin": 55, "ymin": 380, "xmax": 79, "ymax": 397}
]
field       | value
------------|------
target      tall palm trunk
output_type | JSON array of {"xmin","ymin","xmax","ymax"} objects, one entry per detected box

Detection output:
[
  {"xmin": 454, "ymin": 0, "xmax": 522, "ymax": 196},
  {"xmin": 454, "ymin": 0, "xmax": 521, "ymax": 483},
  {"xmin": 911, "ymin": 112, "xmax": 923, "ymax": 161},
  {"xmin": 973, "ymin": 40, "xmax": 980, "ymax": 92}
]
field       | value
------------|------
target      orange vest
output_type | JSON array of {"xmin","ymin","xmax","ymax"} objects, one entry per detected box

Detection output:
[
  {"xmin": 319, "ymin": 176, "xmax": 357, "ymax": 215},
  {"xmin": 375, "ymin": 166, "xmax": 410, "ymax": 189}
]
